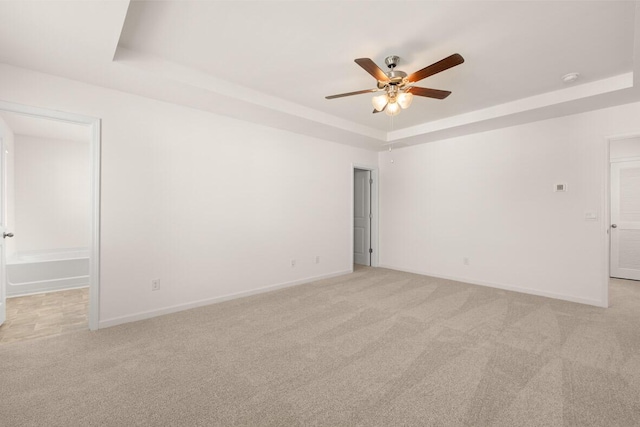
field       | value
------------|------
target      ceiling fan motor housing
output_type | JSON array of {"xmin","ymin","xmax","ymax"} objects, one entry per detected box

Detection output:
[
  {"xmin": 384, "ymin": 56, "xmax": 407, "ymax": 84},
  {"xmin": 385, "ymin": 70, "xmax": 407, "ymax": 84}
]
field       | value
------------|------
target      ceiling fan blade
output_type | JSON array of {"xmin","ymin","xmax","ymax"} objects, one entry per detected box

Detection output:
[
  {"xmin": 406, "ymin": 87, "xmax": 452, "ymax": 99},
  {"xmin": 355, "ymin": 58, "xmax": 390, "ymax": 82},
  {"xmin": 325, "ymin": 88, "xmax": 378, "ymax": 99},
  {"xmin": 407, "ymin": 53, "xmax": 464, "ymax": 83}
]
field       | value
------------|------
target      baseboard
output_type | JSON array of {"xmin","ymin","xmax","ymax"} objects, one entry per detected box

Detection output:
[
  {"xmin": 99, "ymin": 269, "xmax": 352, "ymax": 329},
  {"xmin": 378, "ymin": 264, "xmax": 607, "ymax": 308}
]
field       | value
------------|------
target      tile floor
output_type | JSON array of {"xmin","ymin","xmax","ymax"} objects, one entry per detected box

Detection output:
[{"xmin": 0, "ymin": 287, "xmax": 88, "ymax": 344}]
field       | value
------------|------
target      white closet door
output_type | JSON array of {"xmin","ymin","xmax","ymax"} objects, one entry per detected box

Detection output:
[
  {"xmin": 354, "ymin": 169, "xmax": 371, "ymax": 266},
  {"xmin": 0, "ymin": 139, "xmax": 6, "ymax": 326},
  {"xmin": 611, "ymin": 160, "xmax": 640, "ymax": 280}
]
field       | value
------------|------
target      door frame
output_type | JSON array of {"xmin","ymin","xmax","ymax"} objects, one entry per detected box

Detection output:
[
  {"xmin": 351, "ymin": 163, "xmax": 379, "ymax": 269},
  {"xmin": 604, "ymin": 132, "xmax": 640, "ymax": 307},
  {"xmin": 0, "ymin": 100, "xmax": 101, "ymax": 331}
]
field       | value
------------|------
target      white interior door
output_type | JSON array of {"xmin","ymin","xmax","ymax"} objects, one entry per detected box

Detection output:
[
  {"xmin": 0, "ymin": 138, "xmax": 6, "ymax": 325},
  {"xmin": 354, "ymin": 169, "xmax": 371, "ymax": 266},
  {"xmin": 611, "ymin": 160, "xmax": 640, "ymax": 280}
]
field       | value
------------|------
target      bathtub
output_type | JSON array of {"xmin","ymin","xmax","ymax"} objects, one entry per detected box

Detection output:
[{"xmin": 6, "ymin": 248, "xmax": 90, "ymax": 296}]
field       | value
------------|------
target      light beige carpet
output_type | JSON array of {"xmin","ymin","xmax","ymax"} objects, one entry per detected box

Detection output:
[{"xmin": 1, "ymin": 267, "xmax": 639, "ymax": 426}]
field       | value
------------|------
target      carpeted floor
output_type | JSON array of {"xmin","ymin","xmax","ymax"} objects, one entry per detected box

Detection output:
[{"xmin": 1, "ymin": 267, "xmax": 639, "ymax": 426}]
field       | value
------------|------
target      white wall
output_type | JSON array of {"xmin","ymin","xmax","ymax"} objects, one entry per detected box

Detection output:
[
  {"xmin": 14, "ymin": 135, "xmax": 90, "ymax": 253},
  {"xmin": 0, "ymin": 116, "xmax": 16, "ymax": 259},
  {"xmin": 380, "ymin": 101, "xmax": 640, "ymax": 307},
  {"xmin": 4, "ymin": 61, "xmax": 634, "ymax": 323},
  {"xmin": 0, "ymin": 63, "xmax": 378, "ymax": 326}
]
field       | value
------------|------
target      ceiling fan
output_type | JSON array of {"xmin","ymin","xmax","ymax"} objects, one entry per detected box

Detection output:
[{"xmin": 325, "ymin": 53, "xmax": 464, "ymax": 116}]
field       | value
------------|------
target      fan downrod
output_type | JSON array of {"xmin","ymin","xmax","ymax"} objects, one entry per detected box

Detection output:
[
  {"xmin": 384, "ymin": 56, "xmax": 406, "ymax": 84},
  {"xmin": 384, "ymin": 55, "xmax": 400, "ymax": 69}
]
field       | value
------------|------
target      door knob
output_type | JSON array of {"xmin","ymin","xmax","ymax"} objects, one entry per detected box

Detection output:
[
  {"xmin": 3, "ymin": 232, "xmax": 14, "ymax": 238},
  {"xmin": 611, "ymin": 224, "xmax": 617, "ymax": 228}
]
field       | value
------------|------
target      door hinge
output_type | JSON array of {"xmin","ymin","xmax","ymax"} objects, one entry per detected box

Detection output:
[
  {"xmin": 369, "ymin": 178, "xmax": 373, "ymax": 184},
  {"xmin": 369, "ymin": 213, "xmax": 372, "ymax": 219},
  {"xmin": 369, "ymin": 248, "xmax": 373, "ymax": 254}
]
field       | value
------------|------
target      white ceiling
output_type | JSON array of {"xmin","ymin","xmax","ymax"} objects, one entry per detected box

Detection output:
[
  {"xmin": 0, "ymin": 1, "xmax": 638, "ymax": 150},
  {"xmin": 119, "ymin": 1, "xmax": 635, "ymax": 129},
  {"xmin": 0, "ymin": 111, "xmax": 90, "ymax": 143}
]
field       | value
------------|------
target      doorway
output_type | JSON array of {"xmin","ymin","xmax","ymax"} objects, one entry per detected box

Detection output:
[
  {"xmin": 0, "ymin": 101, "xmax": 100, "ymax": 338},
  {"xmin": 609, "ymin": 135, "xmax": 640, "ymax": 282},
  {"xmin": 352, "ymin": 164, "xmax": 378, "ymax": 268}
]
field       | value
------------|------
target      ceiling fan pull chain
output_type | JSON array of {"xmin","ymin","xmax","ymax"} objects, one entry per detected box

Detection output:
[{"xmin": 389, "ymin": 115, "xmax": 395, "ymax": 163}]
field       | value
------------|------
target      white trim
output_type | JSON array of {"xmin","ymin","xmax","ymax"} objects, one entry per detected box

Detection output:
[
  {"xmin": 351, "ymin": 163, "xmax": 379, "ymax": 268},
  {"xmin": 605, "ymin": 132, "xmax": 640, "ymax": 142},
  {"xmin": 89, "ymin": 118, "xmax": 101, "ymax": 330},
  {"xmin": 389, "ymin": 73, "xmax": 633, "ymax": 142},
  {"xmin": 117, "ymin": 48, "xmax": 386, "ymax": 143},
  {"xmin": 378, "ymin": 264, "xmax": 607, "ymax": 308},
  {"xmin": 610, "ymin": 156, "xmax": 640, "ymax": 163},
  {"xmin": 99, "ymin": 269, "xmax": 352, "ymax": 329},
  {"xmin": 0, "ymin": 100, "xmax": 101, "ymax": 330},
  {"xmin": 603, "ymin": 136, "xmax": 612, "ymax": 308}
]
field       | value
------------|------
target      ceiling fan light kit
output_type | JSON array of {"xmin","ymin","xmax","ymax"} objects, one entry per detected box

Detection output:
[
  {"xmin": 326, "ymin": 53, "xmax": 464, "ymax": 116},
  {"xmin": 386, "ymin": 100, "xmax": 401, "ymax": 116},
  {"xmin": 371, "ymin": 83, "xmax": 415, "ymax": 116},
  {"xmin": 397, "ymin": 92, "xmax": 413, "ymax": 109},
  {"xmin": 372, "ymin": 94, "xmax": 388, "ymax": 111}
]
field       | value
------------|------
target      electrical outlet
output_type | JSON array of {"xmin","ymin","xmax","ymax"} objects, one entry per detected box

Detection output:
[
  {"xmin": 315, "ymin": 256, "xmax": 320, "ymax": 264},
  {"xmin": 291, "ymin": 259, "xmax": 296, "ymax": 268},
  {"xmin": 463, "ymin": 257, "xmax": 470, "ymax": 266},
  {"xmin": 151, "ymin": 278, "xmax": 160, "ymax": 291}
]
